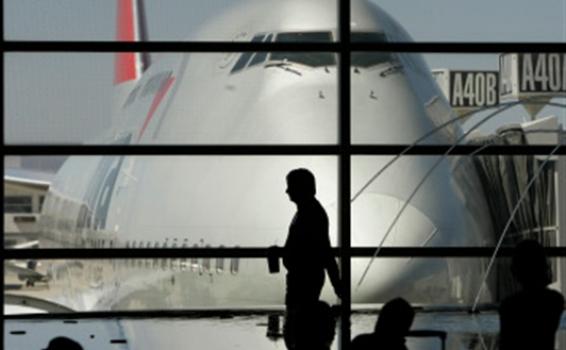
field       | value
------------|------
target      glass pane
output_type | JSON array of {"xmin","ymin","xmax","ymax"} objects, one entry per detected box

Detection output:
[
  {"xmin": 351, "ymin": 52, "xmax": 566, "ymax": 144},
  {"xmin": 352, "ymin": 257, "xmax": 493, "ymax": 305},
  {"xmin": 5, "ymin": 53, "xmax": 112, "ymax": 144},
  {"xmin": 352, "ymin": 155, "xmax": 564, "ymax": 247},
  {"xmin": 5, "ymin": 256, "xmax": 340, "ymax": 311},
  {"xmin": 5, "ymin": 53, "xmax": 337, "ymax": 144},
  {"xmin": 352, "ymin": 256, "xmax": 566, "ymax": 348},
  {"xmin": 4, "ymin": 156, "xmax": 338, "ymax": 248},
  {"xmin": 4, "ymin": 258, "xmax": 283, "ymax": 310},
  {"xmin": 5, "ymin": 0, "xmax": 338, "ymax": 42},
  {"xmin": 353, "ymin": 0, "xmax": 565, "ymax": 42},
  {"xmin": 352, "ymin": 254, "xmax": 565, "ymax": 305},
  {"xmin": 352, "ymin": 312, "xmax": 501, "ymax": 349}
]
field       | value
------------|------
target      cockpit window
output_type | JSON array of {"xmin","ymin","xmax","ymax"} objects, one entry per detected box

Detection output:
[
  {"xmin": 351, "ymin": 32, "xmax": 396, "ymax": 68},
  {"xmin": 230, "ymin": 32, "xmax": 336, "ymax": 74},
  {"xmin": 270, "ymin": 32, "xmax": 336, "ymax": 67},
  {"xmin": 248, "ymin": 34, "xmax": 274, "ymax": 67},
  {"xmin": 230, "ymin": 34, "xmax": 266, "ymax": 74},
  {"xmin": 274, "ymin": 31, "xmax": 333, "ymax": 42}
]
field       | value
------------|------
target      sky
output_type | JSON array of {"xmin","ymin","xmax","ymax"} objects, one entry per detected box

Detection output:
[{"xmin": 4, "ymin": 0, "xmax": 566, "ymax": 144}]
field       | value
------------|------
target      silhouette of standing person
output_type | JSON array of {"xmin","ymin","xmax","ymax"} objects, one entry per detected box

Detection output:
[
  {"xmin": 283, "ymin": 168, "xmax": 341, "ymax": 306},
  {"xmin": 499, "ymin": 239, "xmax": 564, "ymax": 350},
  {"xmin": 351, "ymin": 297, "xmax": 415, "ymax": 350},
  {"xmin": 282, "ymin": 168, "xmax": 341, "ymax": 349}
]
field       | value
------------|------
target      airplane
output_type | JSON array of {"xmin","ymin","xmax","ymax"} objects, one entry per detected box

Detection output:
[{"xmin": 8, "ymin": 0, "xmax": 496, "ymax": 317}]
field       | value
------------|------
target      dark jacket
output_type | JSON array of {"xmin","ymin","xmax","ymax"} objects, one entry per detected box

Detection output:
[{"xmin": 499, "ymin": 288, "xmax": 564, "ymax": 350}]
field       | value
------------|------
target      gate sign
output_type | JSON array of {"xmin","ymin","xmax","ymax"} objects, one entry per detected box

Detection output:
[
  {"xmin": 500, "ymin": 53, "xmax": 566, "ymax": 100},
  {"xmin": 519, "ymin": 53, "xmax": 566, "ymax": 93},
  {"xmin": 432, "ymin": 69, "xmax": 499, "ymax": 119},
  {"xmin": 449, "ymin": 71, "xmax": 499, "ymax": 108}
]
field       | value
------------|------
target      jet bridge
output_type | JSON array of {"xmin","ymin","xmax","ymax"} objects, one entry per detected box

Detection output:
[
  {"xmin": 433, "ymin": 53, "xmax": 566, "ymax": 300},
  {"xmin": 467, "ymin": 117, "xmax": 565, "ymax": 300}
]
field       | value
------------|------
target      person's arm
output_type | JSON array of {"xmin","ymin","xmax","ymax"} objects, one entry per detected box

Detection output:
[
  {"xmin": 321, "ymin": 215, "xmax": 341, "ymax": 299},
  {"xmin": 326, "ymin": 253, "xmax": 341, "ymax": 299},
  {"xmin": 550, "ymin": 291, "xmax": 565, "ymax": 331}
]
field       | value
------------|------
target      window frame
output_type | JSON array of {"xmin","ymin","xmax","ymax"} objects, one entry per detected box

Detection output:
[{"xmin": 3, "ymin": 1, "xmax": 566, "ymax": 350}]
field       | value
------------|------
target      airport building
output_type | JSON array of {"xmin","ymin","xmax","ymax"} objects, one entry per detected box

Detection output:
[{"xmin": 4, "ymin": 168, "xmax": 53, "ymax": 247}]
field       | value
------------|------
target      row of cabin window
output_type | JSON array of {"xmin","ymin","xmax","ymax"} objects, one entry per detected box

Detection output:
[
  {"xmin": 82, "ymin": 239, "xmax": 240, "ymax": 274},
  {"xmin": 84, "ymin": 238, "xmax": 240, "ymax": 274},
  {"xmin": 112, "ymin": 256, "xmax": 240, "ymax": 275}
]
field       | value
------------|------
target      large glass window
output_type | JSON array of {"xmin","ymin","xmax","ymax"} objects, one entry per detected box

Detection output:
[{"xmin": 4, "ymin": 1, "xmax": 566, "ymax": 350}]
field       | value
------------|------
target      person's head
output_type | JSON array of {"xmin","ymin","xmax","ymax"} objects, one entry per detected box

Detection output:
[
  {"xmin": 511, "ymin": 239, "xmax": 552, "ymax": 289},
  {"xmin": 286, "ymin": 168, "xmax": 316, "ymax": 204},
  {"xmin": 43, "ymin": 336, "xmax": 83, "ymax": 350},
  {"xmin": 375, "ymin": 297, "xmax": 414, "ymax": 337}
]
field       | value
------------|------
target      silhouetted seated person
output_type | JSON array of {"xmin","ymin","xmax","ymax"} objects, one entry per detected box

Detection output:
[
  {"xmin": 42, "ymin": 336, "xmax": 83, "ymax": 350},
  {"xmin": 285, "ymin": 300, "xmax": 336, "ymax": 350},
  {"xmin": 352, "ymin": 297, "xmax": 415, "ymax": 350},
  {"xmin": 499, "ymin": 239, "xmax": 564, "ymax": 350}
]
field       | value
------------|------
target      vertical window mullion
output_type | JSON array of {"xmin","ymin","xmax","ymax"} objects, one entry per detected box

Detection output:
[{"xmin": 338, "ymin": 0, "xmax": 351, "ymax": 349}]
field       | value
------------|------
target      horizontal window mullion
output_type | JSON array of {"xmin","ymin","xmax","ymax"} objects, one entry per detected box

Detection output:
[
  {"xmin": 4, "ymin": 145, "xmax": 341, "ymax": 156},
  {"xmin": 0, "ymin": 306, "xmax": 495, "ymax": 321},
  {"xmin": 350, "ymin": 42, "xmax": 566, "ymax": 53},
  {"xmin": 4, "ymin": 145, "xmax": 564, "ymax": 156},
  {"xmin": 4, "ymin": 41, "xmax": 566, "ymax": 53},
  {"xmin": 353, "ymin": 145, "xmax": 565, "ymax": 155},
  {"xmin": 4, "ymin": 41, "xmax": 340, "ymax": 53},
  {"xmin": 3, "ymin": 309, "xmax": 287, "ymax": 321},
  {"xmin": 5, "ymin": 247, "xmax": 566, "ymax": 260}
]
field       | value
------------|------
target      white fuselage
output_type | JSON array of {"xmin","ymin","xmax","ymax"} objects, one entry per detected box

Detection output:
[{"xmin": 38, "ymin": 0, "xmax": 494, "ymax": 311}]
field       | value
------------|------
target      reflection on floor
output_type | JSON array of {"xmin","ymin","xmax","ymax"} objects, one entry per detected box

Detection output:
[{"xmin": 6, "ymin": 313, "xmax": 566, "ymax": 350}]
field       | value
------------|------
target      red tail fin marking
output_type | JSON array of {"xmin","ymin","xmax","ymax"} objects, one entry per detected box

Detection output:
[
  {"xmin": 137, "ymin": 77, "xmax": 176, "ymax": 141},
  {"xmin": 114, "ymin": 0, "xmax": 137, "ymax": 85}
]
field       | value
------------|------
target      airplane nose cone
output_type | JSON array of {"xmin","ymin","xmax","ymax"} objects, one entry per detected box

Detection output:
[{"xmin": 351, "ymin": 193, "xmax": 446, "ymax": 302}]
